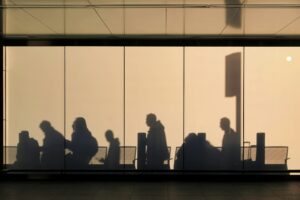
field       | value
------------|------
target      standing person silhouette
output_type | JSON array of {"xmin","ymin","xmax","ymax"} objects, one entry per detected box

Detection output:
[
  {"xmin": 66, "ymin": 117, "xmax": 98, "ymax": 169},
  {"xmin": 220, "ymin": 117, "xmax": 240, "ymax": 169},
  {"xmin": 40, "ymin": 121, "xmax": 65, "ymax": 169},
  {"xmin": 101, "ymin": 130, "xmax": 120, "ymax": 170},
  {"xmin": 145, "ymin": 113, "xmax": 169, "ymax": 170}
]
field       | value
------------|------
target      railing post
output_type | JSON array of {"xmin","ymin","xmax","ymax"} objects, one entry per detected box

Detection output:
[
  {"xmin": 256, "ymin": 132, "xmax": 265, "ymax": 168},
  {"xmin": 137, "ymin": 132, "xmax": 146, "ymax": 170}
]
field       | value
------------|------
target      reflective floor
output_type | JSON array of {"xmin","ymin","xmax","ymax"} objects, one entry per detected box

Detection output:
[{"xmin": 0, "ymin": 180, "xmax": 300, "ymax": 200}]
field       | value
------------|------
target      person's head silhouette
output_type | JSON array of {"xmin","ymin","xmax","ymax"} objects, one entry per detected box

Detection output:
[
  {"xmin": 40, "ymin": 120, "xmax": 52, "ymax": 135},
  {"xmin": 220, "ymin": 117, "xmax": 230, "ymax": 132},
  {"xmin": 72, "ymin": 117, "xmax": 88, "ymax": 133},
  {"xmin": 19, "ymin": 131, "xmax": 30, "ymax": 143},
  {"xmin": 105, "ymin": 130, "xmax": 114, "ymax": 143},
  {"xmin": 185, "ymin": 133, "xmax": 197, "ymax": 144},
  {"xmin": 146, "ymin": 113, "xmax": 157, "ymax": 127}
]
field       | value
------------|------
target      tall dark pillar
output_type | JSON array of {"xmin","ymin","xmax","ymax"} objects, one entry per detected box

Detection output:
[
  {"xmin": 137, "ymin": 132, "xmax": 146, "ymax": 170},
  {"xmin": 256, "ymin": 132, "xmax": 265, "ymax": 168},
  {"xmin": 226, "ymin": 52, "xmax": 242, "ymax": 165}
]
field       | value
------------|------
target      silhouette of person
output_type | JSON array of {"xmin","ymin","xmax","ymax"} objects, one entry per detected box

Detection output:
[
  {"xmin": 185, "ymin": 133, "xmax": 199, "ymax": 170},
  {"xmin": 174, "ymin": 133, "xmax": 222, "ymax": 170},
  {"xmin": 174, "ymin": 133, "xmax": 207, "ymax": 170},
  {"xmin": 100, "ymin": 130, "xmax": 120, "ymax": 169},
  {"xmin": 13, "ymin": 131, "xmax": 40, "ymax": 169},
  {"xmin": 220, "ymin": 117, "xmax": 240, "ymax": 169},
  {"xmin": 204, "ymin": 140, "xmax": 222, "ymax": 170},
  {"xmin": 174, "ymin": 133, "xmax": 198, "ymax": 170},
  {"xmin": 40, "ymin": 121, "xmax": 65, "ymax": 169},
  {"xmin": 66, "ymin": 117, "xmax": 98, "ymax": 169},
  {"xmin": 145, "ymin": 113, "xmax": 169, "ymax": 170}
]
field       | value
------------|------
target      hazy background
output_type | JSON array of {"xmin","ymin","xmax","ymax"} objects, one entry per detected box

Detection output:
[
  {"xmin": 6, "ymin": 47, "xmax": 65, "ymax": 145},
  {"xmin": 185, "ymin": 47, "xmax": 241, "ymax": 147},
  {"xmin": 66, "ymin": 47, "xmax": 124, "ymax": 149},
  {"xmin": 4, "ymin": 46, "xmax": 300, "ymax": 169},
  {"xmin": 244, "ymin": 47, "xmax": 300, "ymax": 170}
]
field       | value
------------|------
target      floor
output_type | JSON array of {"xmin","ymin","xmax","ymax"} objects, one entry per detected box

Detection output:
[{"xmin": 0, "ymin": 179, "xmax": 300, "ymax": 200}]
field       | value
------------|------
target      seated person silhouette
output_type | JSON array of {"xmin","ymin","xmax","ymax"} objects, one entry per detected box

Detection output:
[
  {"xmin": 220, "ymin": 117, "xmax": 240, "ymax": 169},
  {"xmin": 145, "ymin": 113, "xmax": 169, "ymax": 170},
  {"xmin": 203, "ymin": 140, "xmax": 222, "ymax": 170},
  {"xmin": 100, "ymin": 130, "xmax": 120, "ymax": 170},
  {"xmin": 66, "ymin": 117, "xmax": 98, "ymax": 169},
  {"xmin": 174, "ymin": 133, "xmax": 199, "ymax": 170},
  {"xmin": 13, "ymin": 131, "xmax": 40, "ymax": 169},
  {"xmin": 40, "ymin": 121, "xmax": 65, "ymax": 169},
  {"xmin": 174, "ymin": 133, "xmax": 221, "ymax": 170}
]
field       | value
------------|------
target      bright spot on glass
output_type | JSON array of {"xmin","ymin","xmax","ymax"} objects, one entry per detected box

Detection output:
[{"xmin": 286, "ymin": 56, "xmax": 293, "ymax": 62}]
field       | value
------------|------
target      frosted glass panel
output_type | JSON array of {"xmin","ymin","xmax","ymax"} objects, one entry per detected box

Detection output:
[
  {"xmin": 66, "ymin": 47, "xmax": 124, "ymax": 170},
  {"xmin": 5, "ymin": 47, "xmax": 64, "ymax": 170},
  {"xmin": 2, "ymin": 46, "xmax": 300, "ymax": 173},
  {"xmin": 125, "ymin": 47, "xmax": 183, "ymax": 170},
  {"xmin": 244, "ymin": 47, "xmax": 300, "ymax": 170},
  {"xmin": 5, "ymin": 8, "xmax": 64, "ymax": 35},
  {"xmin": 125, "ymin": 8, "xmax": 165, "ymax": 34},
  {"xmin": 244, "ymin": 8, "xmax": 300, "ymax": 35},
  {"xmin": 3, "ymin": 3, "xmax": 300, "ymax": 35},
  {"xmin": 184, "ymin": 47, "xmax": 243, "ymax": 170},
  {"xmin": 66, "ymin": 8, "xmax": 124, "ymax": 34}
]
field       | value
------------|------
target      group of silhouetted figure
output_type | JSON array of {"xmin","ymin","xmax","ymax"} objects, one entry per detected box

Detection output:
[
  {"xmin": 12, "ymin": 114, "xmax": 240, "ymax": 170},
  {"xmin": 175, "ymin": 117, "xmax": 240, "ymax": 170},
  {"xmin": 13, "ymin": 117, "xmax": 120, "ymax": 170},
  {"xmin": 143, "ymin": 114, "xmax": 240, "ymax": 170}
]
